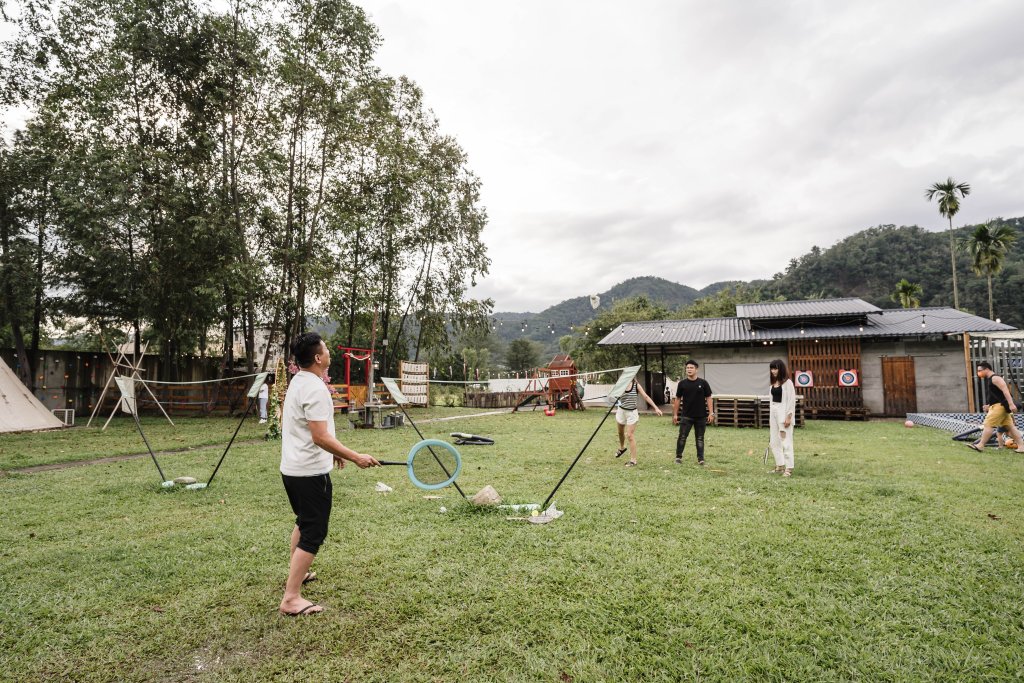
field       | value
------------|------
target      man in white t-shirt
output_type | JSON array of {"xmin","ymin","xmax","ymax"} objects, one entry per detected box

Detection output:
[{"xmin": 279, "ymin": 332, "xmax": 379, "ymax": 617}]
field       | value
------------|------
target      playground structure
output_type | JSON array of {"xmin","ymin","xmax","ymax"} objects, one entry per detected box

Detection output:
[
  {"xmin": 541, "ymin": 354, "xmax": 585, "ymax": 410},
  {"xmin": 330, "ymin": 346, "xmax": 374, "ymax": 412},
  {"xmin": 510, "ymin": 354, "xmax": 585, "ymax": 412}
]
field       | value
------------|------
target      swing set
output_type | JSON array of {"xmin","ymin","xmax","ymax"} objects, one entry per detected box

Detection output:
[{"xmin": 331, "ymin": 346, "xmax": 373, "ymax": 411}]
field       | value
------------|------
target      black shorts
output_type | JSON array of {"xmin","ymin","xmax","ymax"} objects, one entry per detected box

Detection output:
[{"xmin": 282, "ymin": 472, "xmax": 333, "ymax": 555}]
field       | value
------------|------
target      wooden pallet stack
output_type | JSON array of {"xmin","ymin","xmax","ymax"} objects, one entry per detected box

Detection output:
[
  {"xmin": 714, "ymin": 395, "xmax": 762, "ymax": 428},
  {"xmin": 712, "ymin": 395, "xmax": 806, "ymax": 428}
]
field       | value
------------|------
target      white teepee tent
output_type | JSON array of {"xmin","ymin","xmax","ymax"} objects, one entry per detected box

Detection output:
[{"xmin": 0, "ymin": 356, "xmax": 64, "ymax": 433}]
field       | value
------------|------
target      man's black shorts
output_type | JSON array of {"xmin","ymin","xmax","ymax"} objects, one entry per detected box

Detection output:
[{"xmin": 282, "ymin": 472, "xmax": 333, "ymax": 555}]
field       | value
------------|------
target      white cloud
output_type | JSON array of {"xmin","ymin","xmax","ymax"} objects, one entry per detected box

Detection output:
[
  {"xmin": 357, "ymin": 1, "xmax": 1024, "ymax": 310},
  {"xmin": 7, "ymin": 1, "xmax": 1022, "ymax": 311}
]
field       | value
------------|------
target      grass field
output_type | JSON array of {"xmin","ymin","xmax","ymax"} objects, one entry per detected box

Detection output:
[{"xmin": 1, "ymin": 410, "xmax": 1022, "ymax": 682}]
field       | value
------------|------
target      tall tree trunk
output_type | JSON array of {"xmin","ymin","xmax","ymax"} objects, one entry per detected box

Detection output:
[
  {"xmin": 987, "ymin": 274, "xmax": 994, "ymax": 320},
  {"xmin": 948, "ymin": 218, "xmax": 960, "ymax": 310},
  {"xmin": 345, "ymin": 234, "xmax": 361, "ymax": 346},
  {"xmin": 379, "ymin": 215, "xmax": 397, "ymax": 376},
  {"xmin": 29, "ymin": 182, "xmax": 48, "ymax": 379},
  {"xmin": 223, "ymin": 285, "xmax": 235, "ymax": 378},
  {"xmin": 406, "ymin": 241, "xmax": 435, "ymax": 362},
  {"xmin": 346, "ymin": 169, "xmax": 369, "ymax": 347},
  {"xmin": 292, "ymin": 134, "xmax": 331, "ymax": 342},
  {"xmin": 0, "ymin": 185, "xmax": 31, "ymax": 384}
]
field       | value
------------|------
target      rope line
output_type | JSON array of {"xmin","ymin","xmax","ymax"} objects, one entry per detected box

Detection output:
[
  {"xmin": 419, "ymin": 366, "xmax": 632, "ymax": 385},
  {"xmin": 132, "ymin": 373, "xmax": 264, "ymax": 386}
]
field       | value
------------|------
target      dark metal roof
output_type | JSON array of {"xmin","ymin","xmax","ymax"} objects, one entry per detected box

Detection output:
[
  {"xmin": 736, "ymin": 298, "xmax": 882, "ymax": 319},
  {"xmin": 599, "ymin": 306, "xmax": 1015, "ymax": 352}
]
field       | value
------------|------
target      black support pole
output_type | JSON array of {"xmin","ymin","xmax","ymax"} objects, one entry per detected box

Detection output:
[
  {"xmin": 206, "ymin": 396, "xmax": 256, "ymax": 488},
  {"xmin": 541, "ymin": 401, "xmax": 617, "ymax": 510}
]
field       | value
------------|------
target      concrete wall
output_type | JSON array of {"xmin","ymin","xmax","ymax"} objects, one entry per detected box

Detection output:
[
  {"xmin": 680, "ymin": 346, "xmax": 783, "ymax": 393},
  {"xmin": 861, "ymin": 340, "xmax": 968, "ymax": 414}
]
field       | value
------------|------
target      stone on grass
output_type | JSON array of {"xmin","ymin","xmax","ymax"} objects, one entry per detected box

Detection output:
[
  {"xmin": 471, "ymin": 485, "xmax": 502, "ymax": 506},
  {"xmin": 173, "ymin": 476, "xmax": 197, "ymax": 485}
]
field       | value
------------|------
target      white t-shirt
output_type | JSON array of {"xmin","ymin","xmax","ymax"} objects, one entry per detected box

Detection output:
[
  {"xmin": 280, "ymin": 371, "xmax": 335, "ymax": 476},
  {"xmin": 258, "ymin": 383, "xmax": 269, "ymax": 400}
]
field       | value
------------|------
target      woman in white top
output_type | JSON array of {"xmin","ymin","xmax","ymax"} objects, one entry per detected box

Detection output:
[
  {"xmin": 615, "ymin": 378, "xmax": 663, "ymax": 467},
  {"xmin": 768, "ymin": 359, "xmax": 796, "ymax": 476},
  {"xmin": 258, "ymin": 373, "xmax": 275, "ymax": 424}
]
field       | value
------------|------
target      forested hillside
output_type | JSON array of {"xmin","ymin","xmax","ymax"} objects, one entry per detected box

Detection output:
[
  {"xmin": 490, "ymin": 277, "xmax": 703, "ymax": 351},
  {"xmin": 494, "ymin": 217, "xmax": 1024, "ymax": 358},
  {"xmin": 763, "ymin": 217, "xmax": 1024, "ymax": 327}
]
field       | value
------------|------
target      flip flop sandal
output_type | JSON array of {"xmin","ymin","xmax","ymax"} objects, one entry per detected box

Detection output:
[
  {"xmin": 280, "ymin": 603, "xmax": 323, "ymax": 617},
  {"xmin": 967, "ymin": 443, "xmax": 984, "ymax": 452},
  {"xmin": 624, "ymin": 461, "xmax": 637, "ymax": 467},
  {"xmin": 615, "ymin": 447, "xmax": 628, "ymax": 458}
]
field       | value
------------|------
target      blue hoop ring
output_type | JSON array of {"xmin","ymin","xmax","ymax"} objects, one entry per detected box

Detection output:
[{"xmin": 407, "ymin": 439, "xmax": 462, "ymax": 491}]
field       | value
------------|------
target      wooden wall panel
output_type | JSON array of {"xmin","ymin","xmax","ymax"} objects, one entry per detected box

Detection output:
[
  {"xmin": 881, "ymin": 356, "xmax": 917, "ymax": 416},
  {"xmin": 788, "ymin": 339, "xmax": 866, "ymax": 415}
]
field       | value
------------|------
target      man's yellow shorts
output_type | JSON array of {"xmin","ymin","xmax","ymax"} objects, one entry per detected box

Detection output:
[{"xmin": 984, "ymin": 404, "xmax": 1013, "ymax": 429}]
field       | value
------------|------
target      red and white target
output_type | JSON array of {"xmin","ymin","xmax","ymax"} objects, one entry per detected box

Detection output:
[
  {"xmin": 794, "ymin": 370, "xmax": 814, "ymax": 388},
  {"xmin": 838, "ymin": 369, "xmax": 859, "ymax": 387}
]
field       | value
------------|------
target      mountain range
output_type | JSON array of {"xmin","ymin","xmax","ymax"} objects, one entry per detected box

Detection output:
[
  {"xmin": 490, "ymin": 277, "xmax": 753, "ymax": 350},
  {"xmin": 493, "ymin": 217, "xmax": 1024, "ymax": 353}
]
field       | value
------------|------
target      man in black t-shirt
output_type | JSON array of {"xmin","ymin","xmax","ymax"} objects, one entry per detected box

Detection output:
[{"xmin": 673, "ymin": 359, "xmax": 714, "ymax": 465}]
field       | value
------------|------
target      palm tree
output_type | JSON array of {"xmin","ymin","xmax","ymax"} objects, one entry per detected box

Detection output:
[
  {"xmin": 924, "ymin": 177, "xmax": 971, "ymax": 309},
  {"xmin": 960, "ymin": 221, "xmax": 1018, "ymax": 320},
  {"xmin": 890, "ymin": 279, "xmax": 923, "ymax": 309}
]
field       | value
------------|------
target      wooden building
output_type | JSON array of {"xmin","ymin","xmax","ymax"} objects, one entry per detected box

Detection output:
[{"xmin": 598, "ymin": 298, "xmax": 1018, "ymax": 418}]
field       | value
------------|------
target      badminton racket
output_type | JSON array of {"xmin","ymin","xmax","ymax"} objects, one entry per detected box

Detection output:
[
  {"xmin": 378, "ymin": 438, "xmax": 462, "ymax": 490},
  {"xmin": 380, "ymin": 377, "xmax": 469, "ymax": 499}
]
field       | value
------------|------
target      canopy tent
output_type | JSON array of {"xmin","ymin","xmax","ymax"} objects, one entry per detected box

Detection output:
[{"xmin": 0, "ymin": 357, "xmax": 64, "ymax": 433}]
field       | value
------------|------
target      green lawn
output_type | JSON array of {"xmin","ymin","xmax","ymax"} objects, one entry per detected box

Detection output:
[
  {"xmin": 0, "ymin": 407, "xmax": 501, "ymax": 470},
  {"xmin": 1, "ymin": 411, "xmax": 1022, "ymax": 681},
  {"xmin": 0, "ymin": 416, "xmax": 267, "ymax": 470}
]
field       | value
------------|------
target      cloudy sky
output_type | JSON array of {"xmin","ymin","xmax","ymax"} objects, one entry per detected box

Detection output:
[{"xmin": 357, "ymin": 0, "xmax": 1024, "ymax": 312}]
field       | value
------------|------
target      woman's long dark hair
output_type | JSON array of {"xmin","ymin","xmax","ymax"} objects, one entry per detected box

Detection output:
[{"xmin": 769, "ymin": 359, "xmax": 789, "ymax": 384}]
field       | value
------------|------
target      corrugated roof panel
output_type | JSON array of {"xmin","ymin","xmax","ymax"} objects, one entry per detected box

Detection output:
[
  {"xmin": 599, "ymin": 307, "xmax": 1014, "ymax": 347},
  {"xmin": 737, "ymin": 298, "xmax": 882, "ymax": 319}
]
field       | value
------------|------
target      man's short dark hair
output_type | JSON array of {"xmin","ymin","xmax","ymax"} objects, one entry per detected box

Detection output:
[
  {"xmin": 685, "ymin": 359, "xmax": 699, "ymax": 368},
  {"xmin": 977, "ymin": 361, "xmax": 993, "ymax": 371},
  {"xmin": 292, "ymin": 332, "xmax": 324, "ymax": 368}
]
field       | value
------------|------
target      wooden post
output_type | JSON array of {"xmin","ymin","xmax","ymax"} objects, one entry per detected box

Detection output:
[{"xmin": 963, "ymin": 332, "xmax": 974, "ymax": 412}]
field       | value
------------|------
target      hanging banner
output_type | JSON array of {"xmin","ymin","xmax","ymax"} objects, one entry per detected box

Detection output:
[
  {"xmin": 838, "ymin": 369, "xmax": 859, "ymax": 387},
  {"xmin": 794, "ymin": 370, "xmax": 814, "ymax": 388}
]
